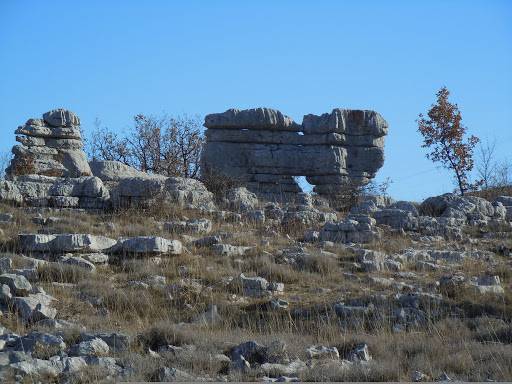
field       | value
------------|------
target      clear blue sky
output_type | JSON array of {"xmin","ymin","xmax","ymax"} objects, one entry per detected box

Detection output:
[{"xmin": 1, "ymin": 0, "xmax": 511, "ymax": 201}]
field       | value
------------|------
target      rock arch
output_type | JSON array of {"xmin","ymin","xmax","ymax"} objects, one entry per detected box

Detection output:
[{"xmin": 201, "ymin": 107, "xmax": 388, "ymax": 201}]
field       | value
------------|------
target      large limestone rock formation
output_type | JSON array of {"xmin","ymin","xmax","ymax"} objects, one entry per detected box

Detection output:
[
  {"xmin": 201, "ymin": 107, "xmax": 388, "ymax": 201},
  {"xmin": 7, "ymin": 109, "xmax": 91, "ymax": 178}
]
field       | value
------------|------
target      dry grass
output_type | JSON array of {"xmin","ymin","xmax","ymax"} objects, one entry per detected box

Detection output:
[{"xmin": 1, "ymin": 201, "xmax": 512, "ymax": 381}]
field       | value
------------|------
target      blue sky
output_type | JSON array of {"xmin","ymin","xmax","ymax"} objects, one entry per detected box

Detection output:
[{"xmin": 1, "ymin": 0, "xmax": 511, "ymax": 201}]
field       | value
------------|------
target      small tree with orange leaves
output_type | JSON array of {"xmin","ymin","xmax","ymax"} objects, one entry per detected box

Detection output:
[{"xmin": 417, "ymin": 87, "xmax": 479, "ymax": 195}]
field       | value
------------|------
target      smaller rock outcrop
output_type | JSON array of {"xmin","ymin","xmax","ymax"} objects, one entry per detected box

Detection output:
[
  {"xmin": 1, "ymin": 109, "xmax": 111, "ymax": 209},
  {"xmin": 319, "ymin": 214, "xmax": 380, "ymax": 244},
  {"xmin": 89, "ymin": 160, "xmax": 216, "ymax": 211},
  {"xmin": 8, "ymin": 109, "xmax": 91, "ymax": 178}
]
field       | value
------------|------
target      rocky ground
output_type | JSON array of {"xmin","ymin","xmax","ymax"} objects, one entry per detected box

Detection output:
[{"xmin": 0, "ymin": 189, "xmax": 511, "ymax": 383}]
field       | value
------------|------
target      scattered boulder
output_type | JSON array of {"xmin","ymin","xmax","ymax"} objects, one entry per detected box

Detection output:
[
  {"xmin": 61, "ymin": 356, "xmax": 88, "ymax": 373},
  {"xmin": 0, "ymin": 274, "xmax": 32, "ymax": 296},
  {"xmin": 270, "ymin": 298, "xmax": 289, "ymax": 310},
  {"xmin": 346, "ymin": 343, "xmax": 371, "ymax": 362},
  {"xmin": 374, "ymin": 208, "xmax": 418, "ymax": 231},
  {"xmin": 59, "ymin": 255, "xmax": 96, "ymax": 272},
  {"xmin": 0, "ymin": 213, "xmax": 13, "ymax": 223},
  {"xmin": 155, "ymin": 366, "xmax": 195, "ymax": 382},
  {"xmin": 69, "ymin": 338, "xmax": 110, "ymax": 357},
  {"xmin": 163, "ymin": 218, "xmax": 212, "ymax": 234},
  {"xmin": 19, "ymin": 233, "xmax": 117, "ymax": 253},
  {"xmin": 355, "ymin": 249, "xmax": 403, "ymax": 272},
  {"xmin": 235, "ymin": 273, "xmax": 284, "ymax": 298},
  {"xmin": 420, "ymin": 193, "xmax": 497, "ymax": 224},
  {"xmin": 89, "ymin": 159, "xmax": 150, "ymax": 181},
  {"xmin": 230, "ymin": 339, "xmax": 288, "ymax": 371},
  {"xmin": 193, "ymin": 235, "xmax": 222, "ymax": 247},
  {"xmin": 320, "ymin": 214, "xmax": 380, "ymax": 244},
  {"xmin": 239, "ymin": 274, "xmax": 269, "ymax": 297},
  {"xmin": 1, "ymin": 175, "xmax": 110, "ymax": 209},
  {"xmin": 0, "ymin": 284, "xmax": 12, "ymax": 304},
  {"xmin": 11, "ymin": 331, "xmax": 66, "ymax": 357},
  {"xmin": 0, "ymin": 257, "xmax": 12, "ymax": 274},
  {"xmin": 110, "ymin": 236, "xmax": 182, "ymax": 255},
  {"xmin": 412, "ymin": 370, "xmax": 430, "ymax": 382},
  {"xmin": 193, "ymin": 304, "xmax": 222, "ymax": 326},
  {"xmin": 82, "ymin": 253, "xmax": 109, "ymax": 264},
  {"xmin": 211, "ymin": 244, "xmax": 252, "ymax": 257},
  {"xmin": 261, "ymin": 360, "xmax": 307, "ymax": 378},
  {"xmin": 470, "ymin": 275, "xmax": 504, "ymax": 294},
  {"xmin": 11, "ymin": 292, "xmax": 57, "ymax": 323},
  {"xmin": 80, "ymin": 332, "xmax": 130, "ymax": 353},
  {"xmin": 306, "ymin": 345, "xmax": 339, "ymax": 360},
  {"xmin": 224, "ymin": 187, "xmax": 259, "ymax": 212},
  {"xmin": 104, "ymin": 166, "xmax": 215, "ymax": 211},
  {"xmin": 10, "ymin": 357, "xmax": 62, "ymax": 378},
  {"xmin": 282, "ymin": 205, "xmax": 337, "ymax": 226}
]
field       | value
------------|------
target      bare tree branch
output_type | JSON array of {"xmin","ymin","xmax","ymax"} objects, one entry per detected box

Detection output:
[{"xmin": 86, "ymin": 113, "xmax": 204, "ymax": 179}]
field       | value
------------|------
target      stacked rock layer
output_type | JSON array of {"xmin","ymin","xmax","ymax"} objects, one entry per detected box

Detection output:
[
  {"xmin": 201, "ymin": 107, "xmax": 388, "ymax": 201},
  {"xmin": 7, "ymin": 109, "xmax": 91, "ymax": 178}
]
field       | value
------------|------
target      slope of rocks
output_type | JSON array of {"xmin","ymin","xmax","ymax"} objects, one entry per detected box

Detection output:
[
  {"xmin": 0, "ymin": 107, "xmax": 511, "ymax": 382},
  {"xmin": 0, "ymin": 186, "xmax": 511, "ymax": 382}
]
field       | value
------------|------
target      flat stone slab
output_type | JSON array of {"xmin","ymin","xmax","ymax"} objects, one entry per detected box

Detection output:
[
  {"xmin": 19, "ymin": 234, "xmax": 117, "ymax": 253},
  {"xmin": 110, "ymin": 236, "xmax": 182, "ymax": 255},
  {"xmin": 204, "ymin": 108, "xmax": 299, "ymax": 131}
]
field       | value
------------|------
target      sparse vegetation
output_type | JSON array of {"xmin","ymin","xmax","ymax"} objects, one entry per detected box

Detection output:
[
  {"xmin": 325, "ymin": 178, "xmax": 392, "ymax": 213},
  {"xmin": 87, "ymin": 113, "xmax": 204, "ymax": 178}
]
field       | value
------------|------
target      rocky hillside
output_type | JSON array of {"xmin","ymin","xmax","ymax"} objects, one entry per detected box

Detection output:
[
  {"xmin": 0, "ymin": 183, "xmax": 511, "ymax": 382},
  {"xmin": 0, "ymin": 109, "xmax": 510, "ymax": 383}
]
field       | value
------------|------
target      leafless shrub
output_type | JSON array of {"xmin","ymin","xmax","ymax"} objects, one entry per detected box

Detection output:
[
  {"xmin": 139, "ymin": 321, "xmax": 197, "ymax": 350},
  {"xmin": 87, "ymin": 113, "xmax": 204, "ymax": 178},
  {"xmin": 473, "ymin": 138, "xmax": 512, "ymax": 199},
  {"xmin": 0, "ymin": 150, "xmax": 13, "ymax": 178},
  {"xmin": 494, "ymin": 161, "xmax": 512, "ymax": 187},
  {"xmin": 200, "ymin": 167, "xmax": 243, "ymax": 202},
  {"xmin": 477, "ymin": 139, "xmax": 497, "ymax": 190},
  {"xmin": 477, "ymin": 139, "xmax": 511, "ymax": 189},
  {"xmin": 325, "ymin": 177, "xmax": 392, "ymax": 213},
  {"xmin": 87, "ymin": 118, "xmax": 132, "ymax": 164}
]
